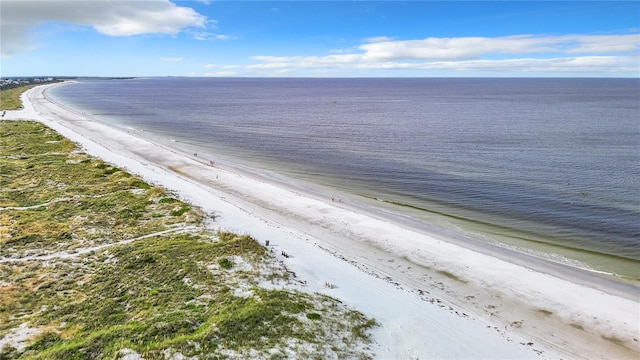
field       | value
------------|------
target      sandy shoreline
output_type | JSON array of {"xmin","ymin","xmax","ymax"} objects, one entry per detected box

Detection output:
[{"xmin": 5, "ymin": 82, "xmax": 639, "ymax": 359}]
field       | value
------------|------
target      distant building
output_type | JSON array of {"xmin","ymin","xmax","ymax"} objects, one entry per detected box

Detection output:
[{"xmin": 0, "ymin": 77, "xmax": 59, "ymax": 89}]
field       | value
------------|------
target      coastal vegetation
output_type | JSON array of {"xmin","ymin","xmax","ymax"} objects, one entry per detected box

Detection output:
[
  {"xmin": 0, "ymin": 120, "xmax": 376, "ymax": 359},
  {"xmin": 0, "ymin": 85, "xmax": 36, "ymax": 111}
]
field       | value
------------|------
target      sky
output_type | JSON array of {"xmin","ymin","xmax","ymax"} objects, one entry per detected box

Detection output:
[{"xmin": 1, "ymin": 0, "xmax": 639, "ymax": 77}]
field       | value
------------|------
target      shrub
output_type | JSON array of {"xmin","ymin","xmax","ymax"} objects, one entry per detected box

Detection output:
[
  {"xmin": 130, "ymin": 179, "xmax": 151, "ymax": 189},
  {"xmin": 306, "ymin": 313, "xmax": 321, "ymax": 320},
  {"xmin": 219, "ymin": 258, "xmax": 234, "ymax": 269}
]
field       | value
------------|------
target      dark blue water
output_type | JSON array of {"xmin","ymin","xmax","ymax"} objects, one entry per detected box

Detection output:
[{"xmin": 49, "ymin": 78, "xmax": 640, "ymax": 280}]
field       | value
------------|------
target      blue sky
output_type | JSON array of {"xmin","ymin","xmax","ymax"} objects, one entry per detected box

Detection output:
[{"xmin": 1, "ymin": 1, "xmax": 639, "ymax": 77}]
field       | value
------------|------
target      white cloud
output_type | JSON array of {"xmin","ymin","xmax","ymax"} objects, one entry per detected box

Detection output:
[
  {"xmin": 203, "ymin": 71, "xmax": 237, "ymax": 77},
  {"xmin": 186, "ymin": 19, "xmax": 238, "ymax": 41},
  {"xmin": 1, "ymin": 0, "xmax": 208, "ymax": 57},
  {"xmin": 201, "ymin": 64, "xmax": 241, "ymax": 69},
  {"xmin": 244, "ymin": 33, "xmax": 639, "ymax": 76},
  {"xmin": 189, "ymin": 28, "xmax": 238, "ymax": 41},
  {"xmin": 354, "ymin": 56, "xmax": 636, "ymax": 73},
  {"xmin": 562, "ymin": 35, "xmax": 640, "ymax": 53},
  {"xmin": 358, "ymin": 34, "xmax": 640, "ymax": 62},
  {"xmin": 248, "ymin": 54, "xmax": 362, "ymax": 70},
  {"xmin": 363, "ymin": 36, "xmax": 395, "ymax": 43},
  {"xmin": 160, "ymin": 57, "xmax": 184, "ymax": 62}
]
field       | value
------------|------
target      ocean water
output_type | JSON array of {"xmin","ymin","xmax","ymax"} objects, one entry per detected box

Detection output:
[{"xmin": 48, "ymin": 78, "xmax": 640, "ymax": 281}]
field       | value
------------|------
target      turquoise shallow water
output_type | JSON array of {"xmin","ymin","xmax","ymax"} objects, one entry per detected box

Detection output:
[{"xmin": 49, "ymin": 78, "xmax": 640, "ymax": 282}]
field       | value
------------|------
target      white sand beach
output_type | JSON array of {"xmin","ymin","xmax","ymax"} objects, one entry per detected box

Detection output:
[{"xmin": 5, "ymin": 82, "xmax": 639, "ymax": 359}]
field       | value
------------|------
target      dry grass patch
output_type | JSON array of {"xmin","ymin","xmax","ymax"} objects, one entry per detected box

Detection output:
[{"xmin": 0, "ymin": 85, "xmax": 36, "ymax": 111}]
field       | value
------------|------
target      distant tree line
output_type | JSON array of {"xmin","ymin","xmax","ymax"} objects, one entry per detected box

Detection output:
[{"xmin": 1, "ymin": 76, "xmax": 139, "ymax": 91}]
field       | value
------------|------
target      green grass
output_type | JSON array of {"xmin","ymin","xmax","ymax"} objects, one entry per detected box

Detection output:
[
  {"xmin": 218, "ymin": 257, "xmax": 234, "ymax": 269},
  {"xmin": 0, "ymin": 121, "xmax": 376, "ymax": 359},
  {"xmin": 0, "ymin": 85, "xmax": 36, "ymax": 110}
]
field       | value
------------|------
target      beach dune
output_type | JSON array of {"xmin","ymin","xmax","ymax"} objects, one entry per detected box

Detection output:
[{"xmin": 5, "ymin": 83, "xmax": 639, "ymax": 359}]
